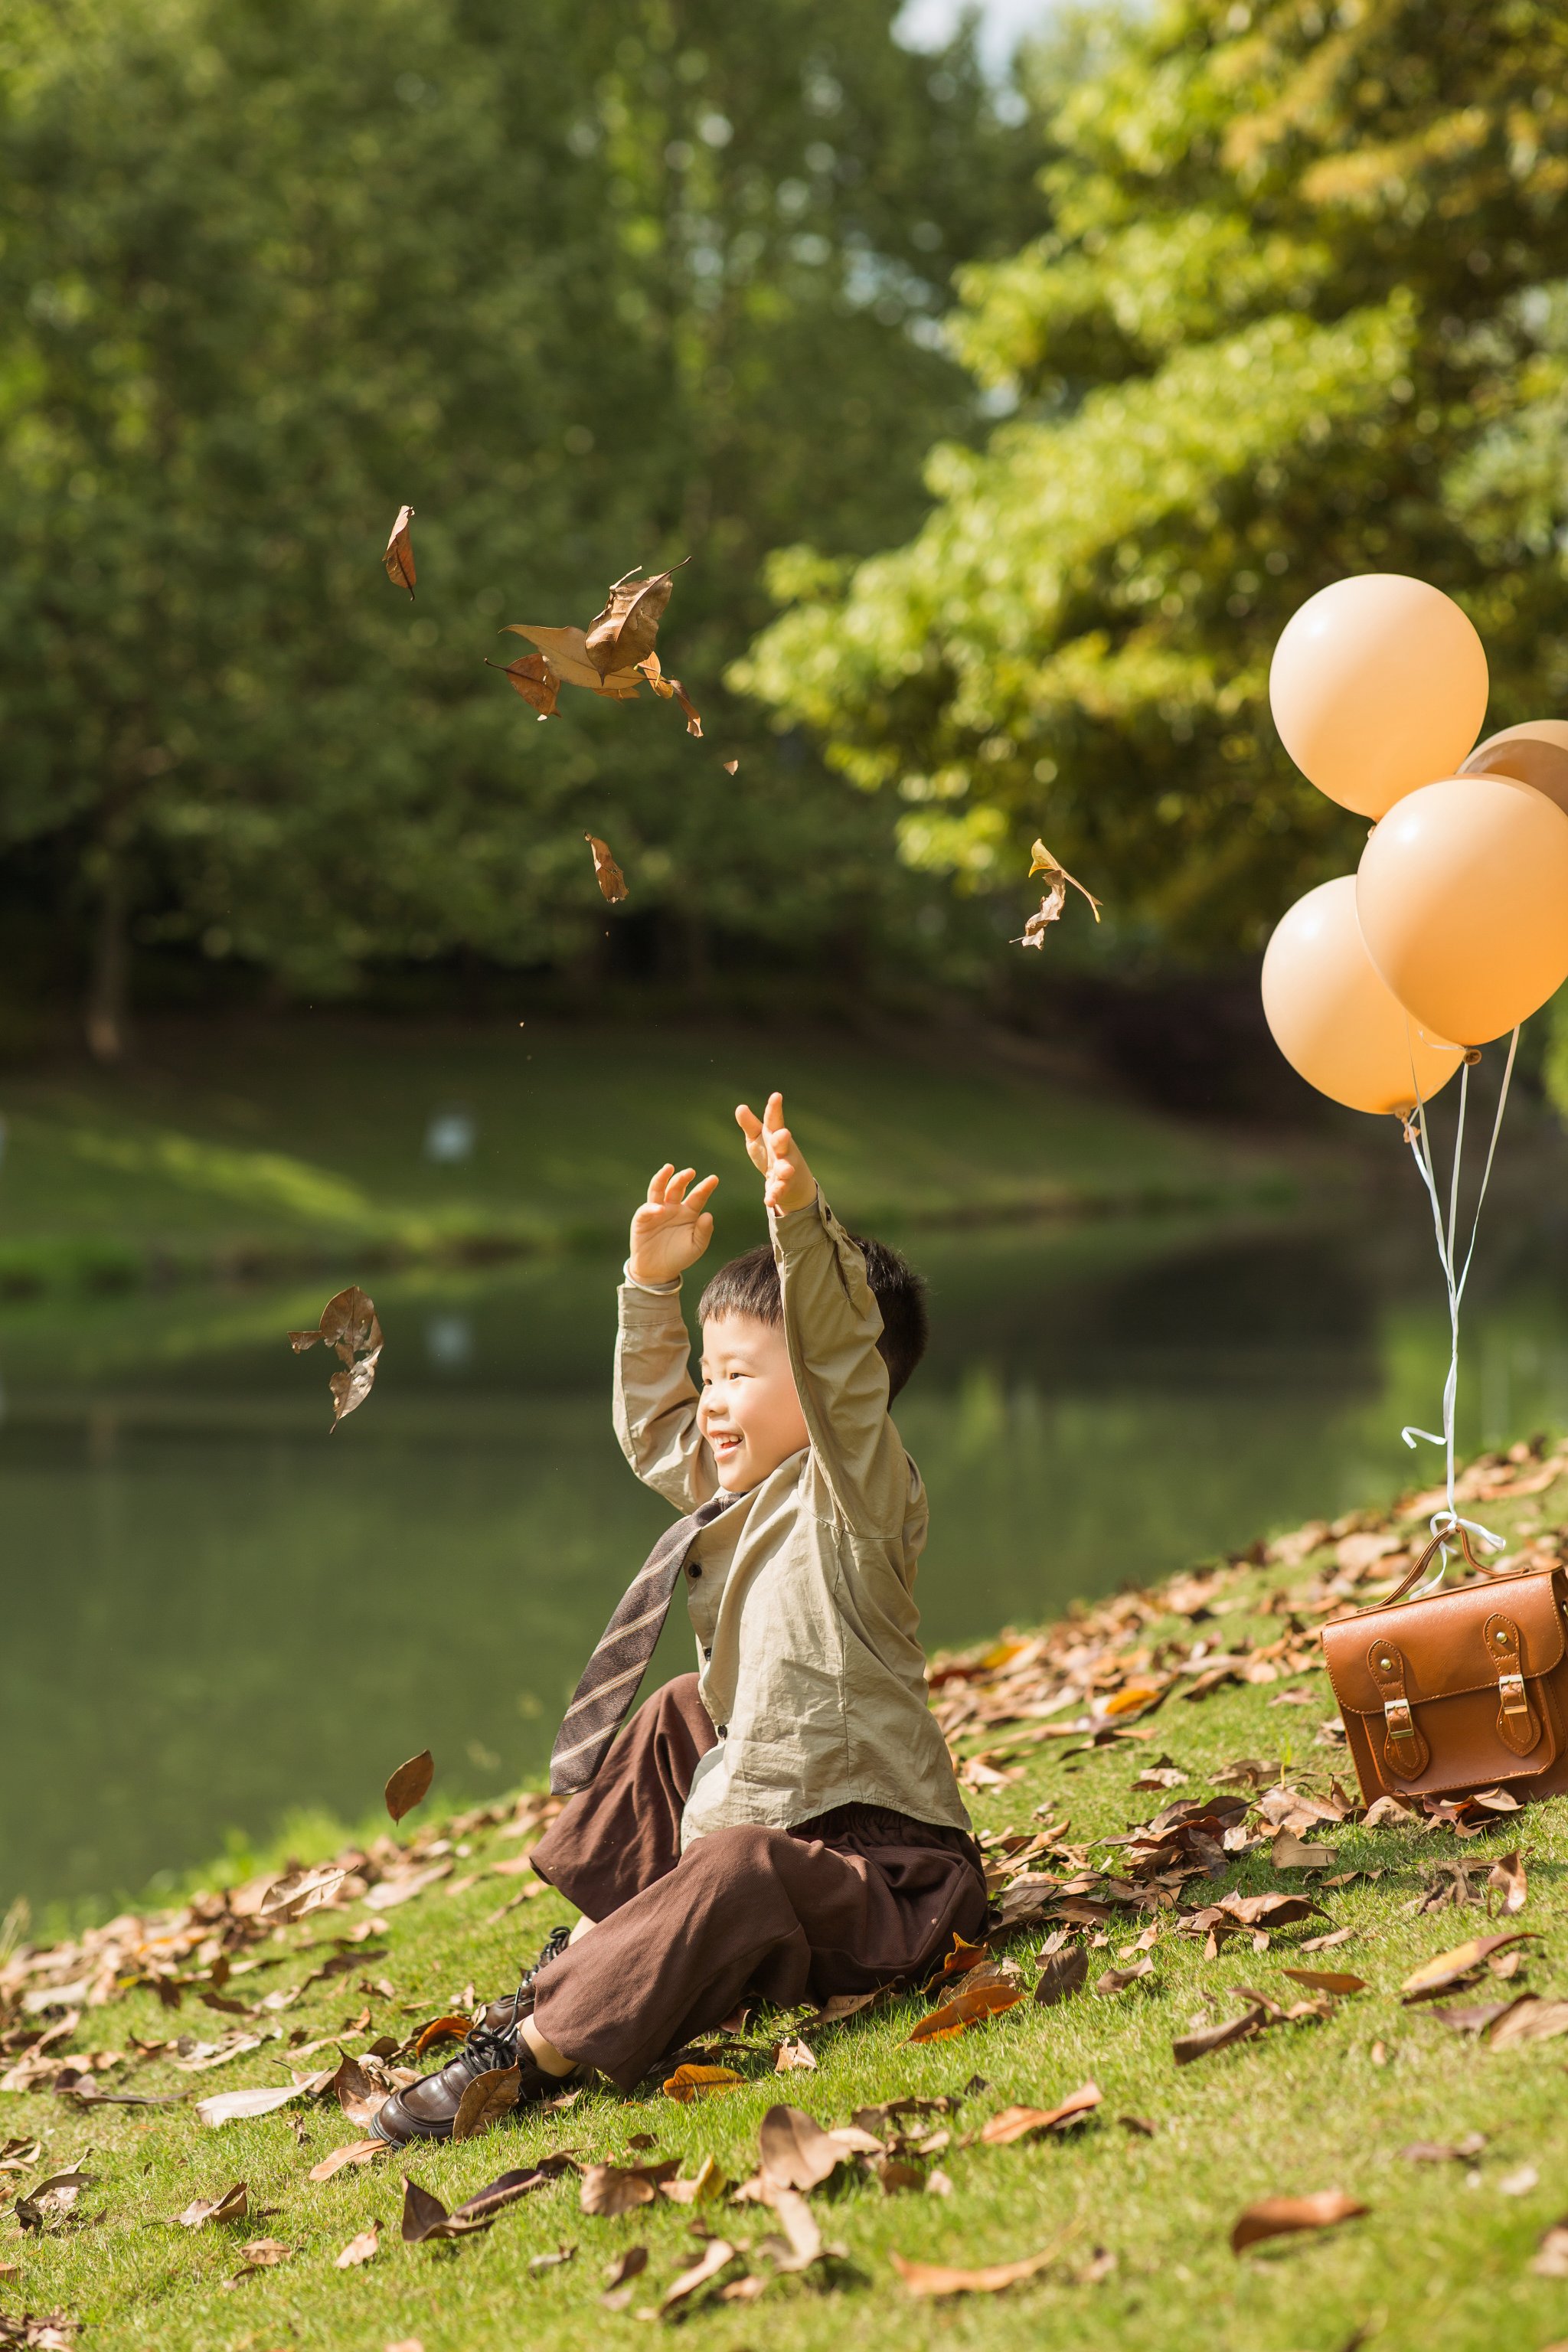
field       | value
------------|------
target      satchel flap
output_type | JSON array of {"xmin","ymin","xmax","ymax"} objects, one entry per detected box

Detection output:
[{"xmin": 1325, "ymin": 1567, "xmax": 1566, "ymax": 1717}]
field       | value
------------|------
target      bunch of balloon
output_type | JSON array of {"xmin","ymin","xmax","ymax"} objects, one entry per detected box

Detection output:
[{"xmin": 1262, "ymin": 572, "xmax": 1568, "ymax": 1577}]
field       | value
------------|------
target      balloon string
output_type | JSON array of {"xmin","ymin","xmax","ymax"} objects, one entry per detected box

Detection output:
[{"xmin": 1398, "ymin": 1024, "xmax": 1519, "ymax": 1594}]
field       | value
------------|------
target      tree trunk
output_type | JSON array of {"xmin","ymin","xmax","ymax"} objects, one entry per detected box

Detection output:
[{"xmin": 85, "ymin": 837, "xmax": 131, "ymax": 1063}]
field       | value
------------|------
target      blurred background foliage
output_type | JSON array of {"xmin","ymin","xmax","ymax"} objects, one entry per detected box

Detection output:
[{"xmin": 2, "ymin": 0, "xmax": 1568, "ymax": 1089}]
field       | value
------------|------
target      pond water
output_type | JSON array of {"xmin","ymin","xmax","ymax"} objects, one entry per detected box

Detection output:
[{"xmin": 7, "ymin": 1187, "xmax": 1568, "ymax": 1916}]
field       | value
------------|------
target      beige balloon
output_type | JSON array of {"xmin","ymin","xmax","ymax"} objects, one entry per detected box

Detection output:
[
  {"xmin": 1261, "ymin": 877, "xmax": 1462, "ymax": 1116},
  {"xmin": 1269, "ymin": 573, "xmax": 1489, "ymax": 817},
  {"xmin": 1460, "ymin": 717, "xmax": 1568, "ymax": 818},
  {"xmin": 1357, "ymin": 773, "xmax": 1568, "ymax": 1045}
]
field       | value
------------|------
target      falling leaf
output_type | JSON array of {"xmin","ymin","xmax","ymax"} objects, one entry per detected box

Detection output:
[
  {"xmin": 335, "ymin": 2220, "xmax": 379, "ymax": 2268},
  {"xmin": 585, "ymin": 560, "xmax": 688, "ymax": 678},
  {"xmin": 195, "ymin": 2084, "xmax": 304, "ymax": 2128},
  {"xmin": 1034, "ymin": 1946, "xmax": 1089, "ymax": 2007},
  {"xmin": 637, "ymin": 651, "xmax": 704, "ymax": 737},
  {"xmin": 256, "ymin": 1864, "xmax": 347, "ymax": 1922},
  {"xmin": 662, "ymin": 2064, "xmax": 742, "ymax": 2102},
  {"xmin": 580, "ymin": 2161, "xmax": 678, "ymax": 2216},
  {"xmin": 289, "ymin": 1285, "xmax": 384, "ymax": 1429},
  {"xmin": 1401, "ymin": 1934, "xmax": 1537, "ymax": 2001},
  {"xmin": 656, "ymin": 2236, "xmax": 740, "ymax": 2314},
  {"xmin": 980, "ymin": 2085, "xmax": 1101, "ymax": 2145},
  {"xmin": 584, "ymin": 833, "xmax": 628, "ymax": 905},
  {"xmin": 384, "ymin": 1750, "xmax": 434, "ymax": 1825},
  {"xmin": 1014, "ymin": 840, "xmax": 1102, "ymax": 949},
  {"xmin": 169, "ymin": 2182, "xmax": 249, "ymax": 2229},
  {"xmin": 907, "ymin": 1965, "xmax": 1025, "ymax": 2043},
  {"xmin": 308, "ymin": 2138, "xmax": 385, "ymax": 2181},
  {"xmin": 383, "ymin": 505, "xmax": 416, "ymax": 598},
  {"xmin": 1173, "ymin": 2006, "xmax": 1268, "ymax": 2066},
  {"xmin": 485, "ymin": 652, "xmax": 560, "ymax": 719},
  {"xmin": 1230, "ymin": 2191, "xmax": 1369, "ymax": 2252},
  {"xmin": 723, "ymin": 758, "xmax": 739, "ymax": 775},
  {"xmin": 773, "ymin": 2037, "xmax": 816, "ymax": 2073},
  {"xmin": 502, "ymin": 623, "xmax": 641, "ymax": 697},
  {"xmin": 1488, "ymin": 1851, "xmax": 1527, "ymax": 1916},
  {"xmin": 890, "ymin": 2242, "xmax": 1063, "ymax": 2298}
]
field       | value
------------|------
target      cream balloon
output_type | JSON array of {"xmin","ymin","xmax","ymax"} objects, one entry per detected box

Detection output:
[
  {"xmin": 1269, "ymin": 573, "xmax": 1489, "ymax": 817},
  {"xmin": 1460, "ymin": 718, "xmax": 1568, "ymax": 819},
  {"xmin": 1261, "ymin": 877, "xmax": 1461, "ymax": 1116},
  {"xmin": 1357, "ymin": 773, "xmax": 1568, "ymax": 1045}
]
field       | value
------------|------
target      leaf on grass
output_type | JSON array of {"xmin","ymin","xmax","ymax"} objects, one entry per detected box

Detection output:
[
  {"xmin": 235, "ymin": 2236, "xmax": 292, "ymax": 2269},
  {"xmin": 1400, "ymin": 1933, "xmax": 1537, "ymax": 2001},
  {"xmin": 1219, "ymin": 1892, "xmax": 1326, "ymax": 1930},
  {"xmin": 531, "ymin": 2243, "xmax": 577, "ymax": 2273},
  {"xmin": 383, "ymin": 505, "xmax": 416, "ymax": 598},
  {"xmin": 890, "ymin": 2243, "xmax": 1061, "ymax": 2298},
  {"xmin": 170, "ymin": 2182, "xmax": 248, "ymax": 2228},
  {"xmin": 759, "ymin": 2105, "xmax": 852, "ymax": 2194},
  {"xmin": 773, "ymin": 2037, "xmax": 816, "ymax": 2073},
  {"xmin": 413, "ymin": 2014, "xmax": 473, "ymax": 2058},
  {"xmin": 602, "ymin": 2245, "xmax": 648, "ymax": 2303},
  {"xmin": 1272, "ymin": 1830, "xmax": 1334, "ymax": 1870},
  {"xmin": 1095, "ymin": 1960, "xmax": 1155, "ymax": 1994},
  {"xmin": 659, "ymin": 2154, "xmax": 727, "ymax": 2207},
  {"xmin": 328, "ymin": 2055, "xmax": 387, "ymax": 2131},
  {"xmin": 907, "ymin": 1966, "xmax": 1024, "ymax": 2043},
  {"xmin": 1281, "ymin": 1970, "xmax": 1367, "ymax": 1997},
  {"xmin": 580, "ymin": 2161, "xmax": 679, "ymax": 2216},
  {"xmin": 289, "ymin": 1286, "xmax": 384, "ymax": 1428},
  {"xmin": 485, "ymin": 652, "xmax": 560, "ymax": 719},
  {"xmin": 335, "ymin": 2220, "xmax": 379, "ymax": 2268},
  {"xmin": 662, "ymin": 2063, "xmax": 742, "ymax": 2102},
  {"xmin": 584, "ymin": 833, "xmax": 628, "ymax": 905},
  {"xmin": 1400, "ymin": 2134, "xmax": 1486, "ymax": 2162},
  {"xmin": 585, "ymin": 561, "xmax": 688, "ymax": 678},
  {"xmin": 400, "ymin": 2175, "xmax": 493, "ymax": 2243},
  {"xmin": 1034, "ymin": 1946, "xmax": 1089, "ymax": 2007},
  {"xmin": 1173, "ymin": 2006, "xmax": 1268, "ymax": 2066},
  {"xmin": 1486, "ymin": 1996, "xmax": 1568, "ymax": 2049},
  {"xmin": 658, "ymin": 2236, "xmax": 739, "ymax": 2314},
  {"xmin": 384, "ymin": 1750, "xmax": 434, "ymax": 1824},
  {"xmin": 1531, "ymin": 2216, "xmax": 1568, "ymax": 2278},
  {"xmin": 450, "ymin": 2065, "xmax": 519, "ymax": 2141},
  {"xmin": 980, "ymin": 2084, "xmax": 1101, "ymax": 2145},
  {"xmin": 308, "ymin": 2138, "xmax": 384, "ymax": 2181},
  {"xmin": 1230, "ymin": 2190, "xmax": 1369, "ymax": 2252},
  {"xmin": 195, "ymin": 2085, "xmax": 304, "ymax": 2128},
  {"xmin": 1488, "ymin": 1851, "xmax": 1527, "ymax": 1916},
  {"xmin": 1300, "ymin": 1927, "xmax": 1357, "ymax": 1952}
]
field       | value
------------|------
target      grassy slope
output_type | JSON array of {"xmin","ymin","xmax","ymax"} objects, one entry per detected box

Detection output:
[
  {"xmin": 0, "ymin": 1016, "xmax": 1291, "ymax": 1289},
  {"xmin": 9, "ymin": 1465, "xmax": 1568, "ymax": 2350}
]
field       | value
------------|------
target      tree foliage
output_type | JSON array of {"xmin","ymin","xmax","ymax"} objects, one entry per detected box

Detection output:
[
  {"xmin": 0, "ymin": 0, "xmax": 1036, "ymax": 1049},
  {"xmin": 737, "ymin": 0, "xmax": 1568, "ymax": 962}
]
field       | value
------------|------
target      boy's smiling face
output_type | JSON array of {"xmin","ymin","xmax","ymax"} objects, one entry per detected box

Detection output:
[{"xmin": 697, "ymin": 1312, "xmax": 809, "ymax": 1493}]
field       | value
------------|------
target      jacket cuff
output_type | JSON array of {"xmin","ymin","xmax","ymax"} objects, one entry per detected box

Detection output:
[{"xmin": 622, "ymin": 1261, "xmax": 684, "ymax": 1294}]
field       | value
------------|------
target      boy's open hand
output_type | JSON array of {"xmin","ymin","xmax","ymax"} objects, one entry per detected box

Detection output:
[
  {"xmin": 735, "ymin": 1092, "xmax": 818, "ymax": 1217},
  {"xmin": 629, "ymin": 1165, "xmax": 719, "ymax": 1285}
]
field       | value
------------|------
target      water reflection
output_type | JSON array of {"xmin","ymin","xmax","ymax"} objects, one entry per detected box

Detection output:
[{"xmin": 5, "ymin": 1205, "xmax": 1568, "ymax": 1913}]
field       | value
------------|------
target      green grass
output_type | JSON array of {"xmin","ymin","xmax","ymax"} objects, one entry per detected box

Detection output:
[
  {"xmin": 0, "ymin": 1014, "xmax": 1296, "ymax": 1293},
  {"xmin": 10, "ymin": 1463, "xmax": 1568, "ymax": 2348}
]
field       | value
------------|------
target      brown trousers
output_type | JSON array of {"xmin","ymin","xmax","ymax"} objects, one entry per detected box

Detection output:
[{"xmin": 528, "ymin": 1675, "xmax": 986, "ymax": 2091}]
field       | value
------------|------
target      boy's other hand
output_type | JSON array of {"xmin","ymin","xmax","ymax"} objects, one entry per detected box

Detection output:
[
  {"xmin": 735, "ymin": 1093, "xmax": 818, "ymax": 1217},
  {"xmin": 629, "ymin": 1165, "xmax": 719, "ymax": 1285}
]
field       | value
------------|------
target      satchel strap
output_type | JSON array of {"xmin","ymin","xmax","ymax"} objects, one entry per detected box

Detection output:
[{"xmin": 1374, "ymin": 1522, "xmax": 1494, "ymax": 1607}]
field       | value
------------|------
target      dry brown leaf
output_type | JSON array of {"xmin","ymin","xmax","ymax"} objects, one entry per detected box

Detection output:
[
  {"xmin": 1173, "ymin": 2005, "xmax": 1267, "ymax": 2066},
  {"xmin": 170, "ymin": 2181, "xmax": 248, "ymax": 2228},
  {"xmin": 1531, "ymin": 2216, "xmax": 1568, "ymax": 2278},
  {"xmin": 289, "ymin": 1286, "xmax": 384, "ymax": 1429},
  {"xmin": 1487, "ymin": 1996, "xmax": 1568, "ymax": 2048},
  {"xmin": 580, "ymin": 2161, "xmax": 678, "ymax": 2216},
  {"xmin": 907, "ymin": 1967, "xmax": 1024, "ymax": 2043},
  {"xmin": 236, "ymin": 2236, "xmax": 292, "ymax": 2268},
  {"xmin": 1272, "ymin": 1830, "xmax": 1334, "ymax": 1870},
  {"xmin": 722, "ymin": 758, "xmax": 740, "ymax": 775},
  {"xmin": 980, "ymin": 2084, "xmax": 1100, "ymax": 2145},
  {"xmin": 662, "ymin": 2063, "xmax": 742, "ymax": 2102},
  {"xmin": 383, "ymin": 505, "xmax": 416, "ymax": 598},
  {"xmin": 384, "ymin": 1750, "xmax": 433, "ymax": 1825},
  {"xmin": 658, "ymin": 2236, "xmax": 738, "ymax": 2314},
  {"xmin": 400, "ymin": 2176, "xmax": 492, "ymax": 2244},
  {"xmin": 450, "ymin": 2065, "xmax": 520, "ymax": 2142},
  {"xmin": 1095, "ymin": 1959, "xmax": 1155, "ymax": 1994},
  {"xmin": 759, "ymin": 2105, "xmax": 850, "ymax": 2194},
  {"xmin": 1034, "ymin": 1945, "xmax": 1089, "ymax": 2007},
  {"xmin": 584, "ymin": 833, "xmax": 628, "ymax": 905},
  {"xmin": 1281, "ymin": 1969, "xmax": 1367, "ymax": 1997},
  {"xmin": 307, "ymin": 2138, "xmax": 384, "ymax": 2182},
  {"xmin": 1400, "ymin": 1933, "xmax": 1537, "ymax": 2001},
  {"xmin": 1488, "ymin": 1851, "xmax": 1527, "ymax": 1916},
  {"xmin": 335, "ymin": 2220, "xmax": 379, "ymax": 2269},
  {"xmin": 328, "ymin": 2055, "xmax": 387, "ymax": 2131},
  {"xmin": 773, "ymin": 2037, "xmax": 816, "ymax": 2074},
  {"xmin": 602, "ymin": 2245, "xmax": 648, "ymax": 2297},
  {"xmin": 1014, "ymin": 840, "xmax": 1102, "ymax": 950},
  {"xmin": 485, "ymin": 652, "xmax": 560, "ymax": 720},
  {"xmin": 1219, "ymin": 1891, "xmax": 1326, "ymax": 1930},
  {"xmin": 412, "ymin": 2014, "xmax": 473, "ymax": 2058},
  {"xmin": 1230, "ymin": 2190, "xmax": 1369, "ymax": 2252},
  {"xmin": 890, "ymin": 2242, "xmax": 1062, "ymax": 2298},
  {"xmin": 585, "ymin": 560, "xmax": 688, "ymax": 678},
  {"xmin": 1400, "ymin": 2134, "xmax": 1486, "ymax": 2162}
]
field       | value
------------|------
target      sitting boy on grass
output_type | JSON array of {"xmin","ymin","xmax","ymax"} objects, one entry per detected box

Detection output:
[{"xmin": 374, "ymin": 1093, "xmax": 983, "ymax": 2143}]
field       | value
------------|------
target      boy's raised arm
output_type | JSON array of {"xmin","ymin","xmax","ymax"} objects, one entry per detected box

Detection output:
[
  {"xmin": 613, "ymin": 1165, "xmax": 719, "ymax": 1511},
  {"xmin": 736, "ymin": 1096, "xmax": 910, "ymax": 1537}
]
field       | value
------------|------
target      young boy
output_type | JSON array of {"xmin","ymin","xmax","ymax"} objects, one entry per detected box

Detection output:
[{"xmin": 374, "ymin": 1093, "xmax": 982, "ymax": 2143}]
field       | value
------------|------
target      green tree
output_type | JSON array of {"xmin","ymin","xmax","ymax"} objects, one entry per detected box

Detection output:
[
  {"xmin": 736, "ymin": 0, "xmax": 1568, "ymax": 964},
  {"xmin": 0, "ymin": 0, "xmax": 1036, "ymax": 1054}
]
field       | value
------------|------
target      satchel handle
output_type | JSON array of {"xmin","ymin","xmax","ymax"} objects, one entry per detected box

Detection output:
[{"xmin": 1375, "ymin": 1522, "xmax": 1494, "ymax": 1607}]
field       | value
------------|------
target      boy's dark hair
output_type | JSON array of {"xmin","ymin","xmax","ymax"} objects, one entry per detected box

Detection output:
[{"xmin": 697, "ymin": 1236, "xmax": 929, "ymax": 1402}]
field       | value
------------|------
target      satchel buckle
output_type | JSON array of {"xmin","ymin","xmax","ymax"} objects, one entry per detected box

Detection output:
[
  {"xmin": 1498, "ymin": 1669, "xmax": 1528, "ymax": 1717},
  {"xmin": 1383, "ymin": 1695, "xmax": 1416, "ymax": 1743}
]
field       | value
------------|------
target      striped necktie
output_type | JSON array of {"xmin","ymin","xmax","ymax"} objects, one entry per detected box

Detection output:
[{"xmin": 550, "ymin": 1493, "xmax": 736, "ymax": 1796}]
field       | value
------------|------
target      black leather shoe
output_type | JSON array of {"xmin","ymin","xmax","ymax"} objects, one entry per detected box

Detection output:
[{"xmin": 371, "ymin": 2018, "xmax": 557, "ymax": 2147}]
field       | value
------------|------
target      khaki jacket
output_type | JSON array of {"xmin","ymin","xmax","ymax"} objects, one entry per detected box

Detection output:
[{"xmin": 612, "ymin": 1192, "xmax": 970, "ymax": 1841}]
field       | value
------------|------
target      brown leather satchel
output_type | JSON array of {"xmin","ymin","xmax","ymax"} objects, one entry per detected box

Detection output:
[{"xmin": 1322, "ymin": 1527, "xmax": 1568, "ymax": 1809}]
